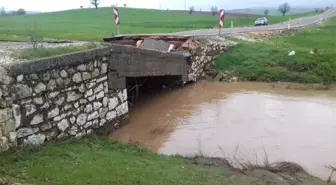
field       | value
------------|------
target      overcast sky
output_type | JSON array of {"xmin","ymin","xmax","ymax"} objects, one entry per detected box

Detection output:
[{"xmin": 0, "ymin": 0, "xmax": 334, "ymax": 12}]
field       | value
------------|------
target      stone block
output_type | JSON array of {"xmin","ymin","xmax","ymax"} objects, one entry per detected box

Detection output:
[
  {"xmin": 70, "ymin": 116, "xmax": 76, "ymax": 124},
  {"xmin": 42, "ymin": 72, "xmax": 50, "ymax": 81},
  {"xmin": 24, "ymin": 134, "xmax": 46, "ymax": 145},
  {"xmin": 67, "ymin": 91, "xmax": 80, "ymax": 102},
  {"xmin": 82, "ymin": 72, "xmax": 92, "ymax": 81},
  {"xmin": 58, "ymin": 119, "xmax": 69, "ymax": 131},
  {"xmin": 0, "ymin": 137, "xmax": 9, "ymax": 152},
  {"xmin": 101, "ymin": 63, "xmax": 108, "ymax": 74},
  {"xmin": 103, "ymin": 97, "xmax": 108, "ymax": 107},
  {"xmin": 54, "ymin": 113, "xmax": 67, "ymax": 122},
  {"xmin": 40, "ymin": 123, "xmax": 52, "ymax": 131},
  {"xmin": 94, "ymin": 84, "xmax": 104, "ymax": 94},
  {"xmin": 68, "ymin": 126, "xmax": 78, "ymax": 136},
  {"xmin": 17, "ymin": 75, "xmax": 24, "ymax": 82},
  {"xmin": 97, "ymin": 76, "xmax": 108, "ymax": 83},
  {"xmin": 0, "ymin": 119, "xmax": 15, "ymax": 136},
  {"xmin": 14, "ymin": 84, "xmax": 33, "ymax": 99},
  {"xmin": 84, "ymin": 121, "xmax": 92, "ymax": 129},
  {"xmin": 30, "ymin": 114, "xmax": 44, "ymax": 125},
  {"xmin": 34, "ymin": 97, "xmax": 44, "ymax": 105},
  {"xmin": 17, "ymin": 127, "xmax": 38, "ymax": 138},
  {"xmin": 48, "ymin": 107, "xmax": 60, "ymax": 119},
  {"xmin": 77, "ymin": 114, "xmax": 87, "ymax": 126},
  {"xmin": 106, "ymin": 111, "xmax": 116, "ymax": 121},
  {"xmin": 47, "ymin": 80, "xmax": 57, "ymax": 91},
  {"xmin": 48, "ymin": 91, "xmax": 59, "ymax": 99},
  {"xmin": 96, "ymin": 91, "xmax": 105, "ymax": 100},
  {"xmin": 25, "ymin": 104, "xmax": 36, "ymax": 116},
  {"xmin": 108, "ymin": 97, "xmax": 118, "ymax": 111},
  {"xmin": 77, "ymin": 64, "xmax": 86, "ymax": 72},
  {"xmin": 99, "ymin": 108, "xmax": 108, "ymax": 118},
  {"xmin": 116, "ymin": 102, "xmax": 128, "ymax": 116},
  {"xmin": 85, "ymin": 104, "xmax": 93, "ymax": 113},
  {"xmin": 12, "ymin": 105, "xmax": 21, "ymax": 128},
  {"xmin": 93, "ymin": 102, "xmax": 103, "ymax": 111},
  {"xmin": 60, "ymin": 70, "xmax": 68, "ymax": 78},
  {"xmin": 72, "ymin": 73, "xmax": 82, "ymax": 83},
  {"xmin": 85, "ymin": 89, "xmax": 93, "ymax": 97},
  {"xmin": 55, "ymin": 97, "xmax": 65, "ymax": 106},
  {"xmin": 91, "ymin": 68, "xmax": 100, "ymax": 78},
  {"xmin": 88, "ymin": 111, "xmax": 99, "ymax": 121}
]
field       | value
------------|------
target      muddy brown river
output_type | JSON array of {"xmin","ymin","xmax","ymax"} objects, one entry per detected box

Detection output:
[{"xmin": 111, "ymin": 81, "xmax": 336, "ymax": 181}]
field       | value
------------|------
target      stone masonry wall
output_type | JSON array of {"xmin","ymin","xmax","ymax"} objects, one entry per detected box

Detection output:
[
  {"xmin": 186, "ymin": 37, "xmax": 236, "ymax": 82},
  {"xmin": 0, "ymin": 47, "xmax": 128, "ymax": 152}
]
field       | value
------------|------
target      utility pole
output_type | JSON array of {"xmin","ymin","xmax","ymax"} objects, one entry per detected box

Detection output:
[{"xmin": 184, "ymin": 0, "xmax": 186, "ymax": 11}]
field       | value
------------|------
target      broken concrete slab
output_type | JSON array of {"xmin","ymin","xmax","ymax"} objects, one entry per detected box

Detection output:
[{"xmin": 140, "ymin": 39, "xmax": 172, "ymax": 51}]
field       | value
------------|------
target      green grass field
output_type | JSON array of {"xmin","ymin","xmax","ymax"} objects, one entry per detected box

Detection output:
[
  {"xmin": 216, "ymin": 17, "xmax": 336, "ymax": 84},
  {"xmin": 0, "ymin": 137, "xmax": 273, "ymax": 185},
  {"xmin": 0, "ymin": 7, "xmax": 312, "ymax": 41}
]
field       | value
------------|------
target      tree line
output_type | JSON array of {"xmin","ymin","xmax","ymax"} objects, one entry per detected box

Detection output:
[
  {"xmin": 0, "ymin": 7, "xmax": 26, "ymax": 16},
  {"xmin": 188, "ymin": 2, "xmax": 330, "ymax": 17}
]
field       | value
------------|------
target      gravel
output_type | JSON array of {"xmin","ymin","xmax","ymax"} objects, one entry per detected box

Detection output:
[{"xmin": 0, "ymin": 41, "xmax": 91, "ymax": 64}]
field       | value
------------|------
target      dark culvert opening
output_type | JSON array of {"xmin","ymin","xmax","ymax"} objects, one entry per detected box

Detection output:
[{"xmin": 126, "ymin": 76, "xmax": 184, "ymax": 107}]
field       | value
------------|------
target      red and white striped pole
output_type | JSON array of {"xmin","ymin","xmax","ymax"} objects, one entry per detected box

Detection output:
[
  {"xmin": 218, "ymin": 9, "xmax": 225, "ymax": 35},
  {"xmin": 114, "ymin": 8, "xmax": 120, "ymax": 35}
]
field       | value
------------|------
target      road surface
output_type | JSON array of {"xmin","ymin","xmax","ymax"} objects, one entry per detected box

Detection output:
[{"xmin": 126, "ymin": 8, "xmax": 336, "ymax": 37}]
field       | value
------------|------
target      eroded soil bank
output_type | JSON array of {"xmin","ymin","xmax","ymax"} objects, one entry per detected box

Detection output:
[{"xmin": 111, "ymin": 81, "xmax": 336, "ymax": 183}]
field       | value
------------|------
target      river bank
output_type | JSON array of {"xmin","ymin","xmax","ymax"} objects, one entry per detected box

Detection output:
[
  {"xmin": 0, "ymin": 81, "xmax": 335, "ymax": 184},
  {"xmin": 0, "ymin": 136, "xmax": 334, "ymax": 185}
]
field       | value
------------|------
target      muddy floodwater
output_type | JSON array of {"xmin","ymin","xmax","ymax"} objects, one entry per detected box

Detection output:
[{"xmin": 111, "ymin": 81, "xmax": 336, "ymax": 181}]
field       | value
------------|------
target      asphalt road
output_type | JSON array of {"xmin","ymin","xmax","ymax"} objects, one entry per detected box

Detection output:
[{"xmin": 127, "ymin": 8, "xmax": 336, "ymax": 37}]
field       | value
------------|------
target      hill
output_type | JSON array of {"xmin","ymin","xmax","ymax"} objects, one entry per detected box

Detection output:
[
  {"xmin": 216, "ymin": 17, "xmax": 336, "ymax": 84},
  {"xmin": 228, "ymin": 7, "xmax": 316, "ymax": 16},
  {"xmin": 0, "ymin": 7, "xmax": 312, "ymax": 41}
]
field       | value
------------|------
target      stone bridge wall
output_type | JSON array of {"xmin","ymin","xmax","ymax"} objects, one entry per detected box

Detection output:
[
  {"xmin": 186, "ymin": 38, "xmax": 233, "ymax": 82},
  {"xmin": 0, "ymin": 47, "xmax": 128, "ymax": 152}
]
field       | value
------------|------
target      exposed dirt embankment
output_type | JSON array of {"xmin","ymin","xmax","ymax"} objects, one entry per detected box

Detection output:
[{"xmin": 190, "ymin": 156, "xmax": 334, "ymax": 185}]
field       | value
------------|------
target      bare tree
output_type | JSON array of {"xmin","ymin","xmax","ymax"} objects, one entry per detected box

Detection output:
[
  {"xmin": 26, "ymin": 21, "xmax": 40, "ymax": 51},
  {"xmin": 0, "ymin": 7, "xmax": 5, "ymax": 16},
  {"xmin": 278, "ymin": 2, "xmax": 291, "ymax": 16},
  {"xmin": 264, "ymin": 9, "xmax": 269, "ymax": 17},
  {"xmin": 123, "ymin": 4, "xmax": 127, "ymax": 7},
  {"xmin": 89, "ymin": 0, "xmax": 100, "ymax": 9},
  {"xmin": 211, "ymin": 6, "xmax": 218, "ymax": 16},
  {"xmin": 189, "ymin": 6, "xmax": 195, "ymax": 14},
  {"xmin": 16, "ymin": 8, "xmax": 26, "ymax": 16}
]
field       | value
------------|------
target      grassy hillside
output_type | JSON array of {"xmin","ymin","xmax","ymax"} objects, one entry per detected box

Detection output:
[
  {"xmin": 0, "ymin": 7, "xmax": 311, "ymax": 40},
  {"xmin": 216, "ymin": 17, "xmax": 336, "ymax": 84}
]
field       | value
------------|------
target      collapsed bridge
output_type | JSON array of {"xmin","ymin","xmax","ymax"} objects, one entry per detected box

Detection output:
[{"xmin": 0, "ymin": 35, "xmax": 231, "ymax": 152}]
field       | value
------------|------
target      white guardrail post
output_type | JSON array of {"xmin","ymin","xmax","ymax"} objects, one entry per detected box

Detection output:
[{"xmin": 288, "ymin": 17, "xmax": 291, "ymax": 30}]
